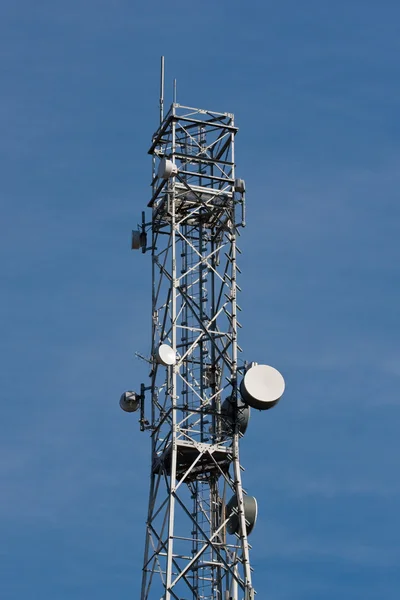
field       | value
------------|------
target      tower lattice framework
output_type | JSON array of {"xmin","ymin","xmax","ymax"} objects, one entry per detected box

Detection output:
[{"xmin": 138, "ymin": 102, "xmax": 255, "ymax": 600}]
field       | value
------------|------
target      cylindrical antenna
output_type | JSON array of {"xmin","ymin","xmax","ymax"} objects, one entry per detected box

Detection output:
[
  {"xmin": 160, "ymin": 56, "xmax": 165, "ymax": 124},
  {"xmin": 173, "ymin": 78, "xmax": 177, "ymax": 104}
]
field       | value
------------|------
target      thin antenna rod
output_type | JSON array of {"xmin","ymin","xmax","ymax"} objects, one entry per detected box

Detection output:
[
  {"xmin": 160, "ymin": 56, "xmax": 165, "ymax": 124},
  {"xmin": 173, "ymin": 78, "xmax": 177, "ymax": 104}
]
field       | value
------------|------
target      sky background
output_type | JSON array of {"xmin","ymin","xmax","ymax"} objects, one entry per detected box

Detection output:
[{"xmin": 1, "ymin": 1, "xmax": 400, "ymax": 599}]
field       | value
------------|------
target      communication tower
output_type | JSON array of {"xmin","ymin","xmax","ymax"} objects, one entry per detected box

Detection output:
[{"xmin": 120, "ymin": 58, "xmax": 285, "ymax": 600}]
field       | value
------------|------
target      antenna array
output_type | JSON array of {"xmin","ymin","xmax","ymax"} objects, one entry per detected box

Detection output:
[{"xmin": 121, "ymin": 59, "xmax": 285, "ymax": 600}]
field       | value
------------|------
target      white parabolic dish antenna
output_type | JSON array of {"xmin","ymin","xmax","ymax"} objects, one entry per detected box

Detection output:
[
  {"xmin": 156, "ymin": 343, "xmax": 176, "ymax": 367},
  {"xmin": 240, "ymin": 364, "xmax": 285, "ymax": 410},
  {"xmin": 158, "ymin": 157, "xmax": 178, "ymax": 179}
]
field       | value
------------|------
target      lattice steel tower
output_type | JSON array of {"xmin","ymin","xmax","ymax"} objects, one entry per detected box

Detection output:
[{"xmin": 120, "ymin": 59, "xmax": 285, "ymax": 600}]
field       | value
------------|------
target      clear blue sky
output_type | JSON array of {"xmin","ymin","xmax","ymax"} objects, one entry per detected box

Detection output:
[{"xmin": 2, "ymin": 1, "xmax": 399, "ymax": 599}]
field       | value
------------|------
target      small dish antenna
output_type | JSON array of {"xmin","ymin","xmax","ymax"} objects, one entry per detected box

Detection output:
[
  {"xmin": 155, "ymin": 343, "xmax": 176, "ymax": 366},
  {"xmin": 240, "ymin": 364, "xmax": 285, "ymax": 410},
  {"xmin": 158, "ymin": 157, "xmax": 178, "ymax": 179},
  {"xmin": 225, "ymin": 494, "xmax": 258, "ymax": 536},
  {"xmin": 119, "ymin": 391, "xmax": 140, "ymax": 413},
  {"xmin": 220, "ymin": 396, "xmax": 250, "ymax": 436}
]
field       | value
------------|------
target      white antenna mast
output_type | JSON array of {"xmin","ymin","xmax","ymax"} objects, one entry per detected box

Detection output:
[{"xmin": 159, "ymin": 55, "xmax": 165, "ymax": 123}]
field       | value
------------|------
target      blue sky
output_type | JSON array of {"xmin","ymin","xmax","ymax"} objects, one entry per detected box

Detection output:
[{"xmin": 1, "ymin": 1, "xmax": 400, "ymax": 598}]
